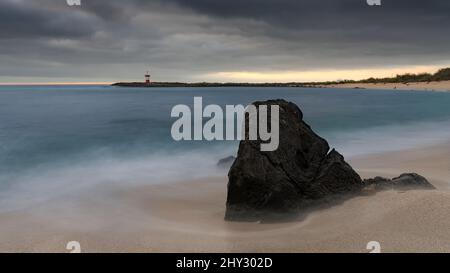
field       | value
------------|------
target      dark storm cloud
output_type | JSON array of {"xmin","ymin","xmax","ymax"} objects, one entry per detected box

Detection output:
[
  {"xmin": 0, "ymin": 0, "xmax": 450, "ymax": 82},
  {"xmin": 169, "ymin": 0, "xmax": 450, "ymax": 27},
  {"xmin": 169, "ymin": 0, "xmax": 450, "ymax": 42},
  {"xmin": 0, "ymin": 0, "xmax": 99, "ymax": 39}
]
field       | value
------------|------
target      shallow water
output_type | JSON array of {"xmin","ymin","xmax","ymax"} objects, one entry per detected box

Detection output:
[{"xmin": 1, "ymin": 86, "xmax": 450, "ymax": 210}]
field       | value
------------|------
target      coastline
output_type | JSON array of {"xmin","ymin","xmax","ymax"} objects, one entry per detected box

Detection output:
[
  {"xmin": 111, "ymin": 80, "xmax": 450, "ymax": 92},
  {"xmin": 317, "ymin": 80, "xmax": 450, "ymax": 92},
  {"xmin": 1, "ymin": 142, "xmax": 450, "ymax": 253}
]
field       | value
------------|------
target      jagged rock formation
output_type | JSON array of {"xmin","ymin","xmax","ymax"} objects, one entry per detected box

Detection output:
[
  {"xmin": 225, "ymin": 99, "xmax": 434, "ymax": 222},
  {"xmin": 225, "ymin": 99, "xmax": 363, "ymax": 221}
]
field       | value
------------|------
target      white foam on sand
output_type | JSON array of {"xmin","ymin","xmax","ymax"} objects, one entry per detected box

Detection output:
[
  {"xmin": 0, "ymin": 146, "xmax": 235, "ymax": 213},
  {"xmin": 2, "ymin": 118, "xmax": 449, "ymax": 215}
]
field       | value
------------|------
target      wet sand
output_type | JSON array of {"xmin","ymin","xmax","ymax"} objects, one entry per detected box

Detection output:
[{"xmin": 1, "ymin": 143, "xmax": 450, "ymax": 253}]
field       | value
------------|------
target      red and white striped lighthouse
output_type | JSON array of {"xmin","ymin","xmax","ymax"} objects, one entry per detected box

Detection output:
[{"xmin": 145, "ymin": 71, "xmax": 151, "ymax": 84}]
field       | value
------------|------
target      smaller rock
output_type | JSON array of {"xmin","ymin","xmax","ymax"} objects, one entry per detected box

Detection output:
[
  {"xmin": 217, "ymin": 156, "xmax": 236, "ymax": 169},
  {"xmin": 391, "ymin": 173, "xmax": 435, "ymax": 190},
  {"xmin": 363, "ymin": 173, "xmax": 435, "ymax": 191}
]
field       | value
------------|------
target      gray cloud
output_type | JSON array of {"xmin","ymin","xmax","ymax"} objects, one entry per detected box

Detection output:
[
  {"xmin": 0, "ymin": 0, "xmax": 449, "ymax": 82},
  {"xmin": 0, "ymin": 0, "xmax": 100, "ymax": 39}
]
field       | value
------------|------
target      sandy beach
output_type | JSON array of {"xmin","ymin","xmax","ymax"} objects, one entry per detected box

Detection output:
[
  {"xmin": 318, "ymin": 80, "xmax": 450, "ymax": 92},
  {"xmin": 0, "ymin": 141, "xmax": 449, "ymax": 253}
]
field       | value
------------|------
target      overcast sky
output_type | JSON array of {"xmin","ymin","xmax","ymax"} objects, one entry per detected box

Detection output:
[{"xmin": 1, "ymin": 0, "xmax": 450, "ymax": 83}]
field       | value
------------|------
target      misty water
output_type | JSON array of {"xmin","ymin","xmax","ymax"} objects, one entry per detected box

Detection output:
[{"xmin": 1, "ymin": 85, "xmax": 450, "ymax": 210}]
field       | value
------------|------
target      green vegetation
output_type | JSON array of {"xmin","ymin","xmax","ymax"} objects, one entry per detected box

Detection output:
[{"xmin": 316, "ymin": 68, "xmax": 450, "ymax": 85}]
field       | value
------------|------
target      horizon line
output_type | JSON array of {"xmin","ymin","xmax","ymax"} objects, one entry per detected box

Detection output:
[{"xmin": 0, "ymin": 82, "xmax": 114, "ymax": 86}]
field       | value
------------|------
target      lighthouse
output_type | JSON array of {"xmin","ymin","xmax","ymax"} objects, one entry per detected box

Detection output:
[{"xmin": 145, "ymin": 71, "xmax": 151, "ymax": 84}]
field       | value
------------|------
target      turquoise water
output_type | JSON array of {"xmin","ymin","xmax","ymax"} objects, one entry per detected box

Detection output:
[{"xmin": 1, "ymin": 86, "xmax": 450, "ymax": 209}]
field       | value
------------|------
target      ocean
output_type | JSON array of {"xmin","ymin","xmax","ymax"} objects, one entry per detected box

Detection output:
[{"xmin": 1, "ymin": 85, "xmax": 450, "ymax": 210}]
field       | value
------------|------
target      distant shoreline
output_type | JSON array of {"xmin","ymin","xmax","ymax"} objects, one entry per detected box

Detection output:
[
  {"xmin": 111, "ymin": 82, "xmax": 313, "ymax": 88},
  {"xmin": 113, "ymin": 67, "xmax": 450, "ymax": 91},
  {"xmin": 112, "ymin": 80, "xmax": 450, "ymax": 92},
  {"xmin": 316, "ymin": 80, "xmax": 450, "ymax": 92}
]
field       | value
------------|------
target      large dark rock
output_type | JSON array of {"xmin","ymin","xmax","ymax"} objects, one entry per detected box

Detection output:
[
  {"xmin": 225, "ymin": 99, "xmax": 434, "ymax": 222},
  {"xmin": 225, "ymin": 99, "xmax": 363, "ymax": 221}
]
